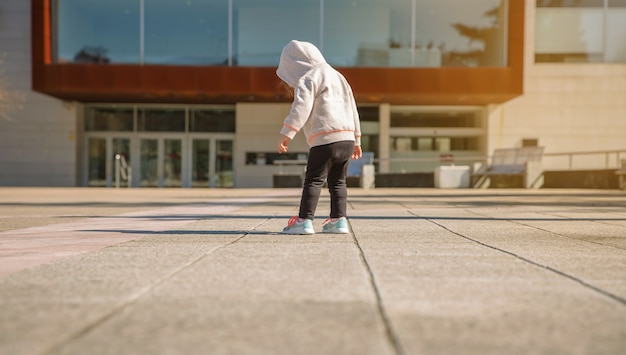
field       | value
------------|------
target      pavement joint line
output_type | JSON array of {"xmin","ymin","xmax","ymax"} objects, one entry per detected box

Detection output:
[
  {"xmin": 418, "ymin": 214, "xmax": 626, "ymax": 307},
  {"xmin": 510, "ymin": 218, "xmax": 626, "ymax": 251},
  {"xmin": 462, "ymin": 208, "xmax": 626, "ymax": 252},
  {"xmin": 40, "ymin": 219, "xmax": 267, "ymax": 355},
  {"xmin": 347, "ymin": 218, "xmax": 406, "ymax": 355}
]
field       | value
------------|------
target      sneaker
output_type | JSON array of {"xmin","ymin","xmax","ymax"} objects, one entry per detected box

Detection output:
[
  {"xmin": 322, "ymin": 217, "xmax": 349, "ymax": 234},
  {"xmin": 282, "ymin": 216, "xmax": 314, "ymax": 235}
]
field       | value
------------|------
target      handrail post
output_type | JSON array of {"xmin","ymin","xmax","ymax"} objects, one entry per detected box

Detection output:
[{"xmin": 115, "ymin": 154, "xmax": 121, "ymax": 188}]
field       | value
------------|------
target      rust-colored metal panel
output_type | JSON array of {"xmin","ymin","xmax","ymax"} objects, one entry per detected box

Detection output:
[{"xmin": 32, "ymin": 0, "xmax": 525, "ymax": 105}]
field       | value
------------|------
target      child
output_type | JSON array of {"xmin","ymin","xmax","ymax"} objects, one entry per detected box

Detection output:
[{"xmin": 276, "ymin": 40, "xmax": 362, "ymax": 235}]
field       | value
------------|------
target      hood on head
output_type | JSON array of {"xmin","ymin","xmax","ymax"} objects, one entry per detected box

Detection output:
[{"xmin": 276, "ymin": 40, "xmax": 327, "ymax": 87}]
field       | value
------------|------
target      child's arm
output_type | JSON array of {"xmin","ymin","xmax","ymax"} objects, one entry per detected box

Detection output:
[
  {"xmin": 349, "ymin": 91, "xmax": 361, "ymax": 147},
  {"xmin": 280, "ymin": 79, "xmax": 315, "ymax": 140}
]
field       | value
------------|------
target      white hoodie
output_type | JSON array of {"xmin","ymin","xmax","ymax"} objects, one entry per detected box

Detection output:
[{"xmin": 277, "ymin": 40, "xmax": 361, "ymax": 148}]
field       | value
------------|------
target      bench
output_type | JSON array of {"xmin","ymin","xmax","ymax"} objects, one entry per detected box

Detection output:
[
  {"xmin": 347, "ymin": 152, "xmax": 375, "ymax": 189},
  {"xmin": 473, "ymin": 147, "xmax": 545, "ymax": 188}
]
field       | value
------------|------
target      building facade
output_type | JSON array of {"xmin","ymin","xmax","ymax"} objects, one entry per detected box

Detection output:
[{"xmin": 0, "ymin": 0, "xmax": 624, "ymax": 188}]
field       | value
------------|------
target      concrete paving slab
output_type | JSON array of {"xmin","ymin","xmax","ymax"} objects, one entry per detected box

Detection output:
[{"xmin": 0, "ymin": 187, "xmax": 624, "ymax": 355}]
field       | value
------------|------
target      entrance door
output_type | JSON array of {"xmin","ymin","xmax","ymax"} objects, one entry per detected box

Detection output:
[
  {"xmin": 87, "ymin": 136, "xmax": 131, "ymax": 187},
  {"xmin": 139, "ymin": 137, "xmax": 183, "ymax": 187},
  {"xmin": 86, "ymin": 135, "xmax": 232, "ymax": 188},
  {"xmin": 192, "ymin": 138, "xmax": 234, "ymax": 188}
]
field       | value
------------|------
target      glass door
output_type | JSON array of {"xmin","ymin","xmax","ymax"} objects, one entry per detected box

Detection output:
[
  {"xmin": 112, "ymin": 138, "xmax": 131, "ymax": 187},
  {"xmin": 215, "ymin": 139, "xmax": 233, "ymax": 188},
  {"xmin": 87, "ymin": 137, "xmax": 106, "ymax": 187},
  {"xmin": 192, "ymin": 139, "xmax": 210, "ymax": 187},
  {"xmin": 140, "ymin": 139, "xmax": 158, "ymax": 187},
  {"xmin": 139, "ymin": 137, "xmax": 183, "ymax": 187},
  {"xmin": 163, "ymin": 139, "xmax": 182, "ymax": 187},
  {"xmin": 192, "ymin": 137, "xmax": 234, "ymax": 188}
]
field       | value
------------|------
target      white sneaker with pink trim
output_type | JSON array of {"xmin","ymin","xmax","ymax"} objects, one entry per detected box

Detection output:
[
  {"xmin": 281, "ymin": 216, "xmax": 315, "ymax": 235},
  {"xmin": 322, "ymin": 217, "xmax": 349, "ymax": 234}
]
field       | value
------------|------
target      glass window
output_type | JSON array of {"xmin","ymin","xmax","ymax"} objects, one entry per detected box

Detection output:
[
  {"xmin": 190, "ymin": 109, "xmax": 235, "ymax": 132},
  {"xmin": 536, "ymin": 0, "xmax": 604, "ymax": 7},
  {"xmin": 85, "ymin": 107, "xmax": 134, "ymax": 131},
  {"xmin": 535, "ymin": 0, "xmax": 626, "ymax": 63},
  {"xmin": 138, "ymin": 108, "xmax": 185, "ymax": 132},
  {"xmin": 391, "ymin": 111, "xmax": 480, "ymax": 128},
  {"xmin": 324, "ymin": 0, "xmax": 394, "ymax": 67},
  {"xmin": 607, "ymin": 1, "xmax": 626, "ymax": 62},
  {"xmin": 416, "ymin": 0, "xmax": 507, "ymax": 67},
  {"xmin": 56, "ymin": 0, "xmax": 140, "ymax": 63},
  {"xmin": 144, "ymin": 0, "xmax": 228, "ymax": 65},
  {"xmin": 326, "ymin": 0, "xmax": 507, "ymax": 67},
  {"xmin": 233, "ymin": 0, "xmax": 319, "ymax": 66},
  {"xmin": 55, "ymin": 0, "xmax": 509, "ymax": 67},
  {"xmin": 388, "ymin": 107, "xmax": 484, "ymax": 173},
  {"xmin": 357, "ymin": 106, "xmax": 379, "ymax": 157}
]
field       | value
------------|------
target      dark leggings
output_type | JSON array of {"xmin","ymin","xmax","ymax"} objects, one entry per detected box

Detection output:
[{"xmin": 299, "ymin": 140, "xmax": 354, "ymax": 220}]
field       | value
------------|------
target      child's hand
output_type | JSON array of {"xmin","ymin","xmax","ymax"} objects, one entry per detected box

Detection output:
[
  {"xmin": 278, "ymin": 135, "xmax": 290, "ymax": 153},
  {"xmin": 351, "ymin": 145, "xmax": 362, "ymax": 160}
]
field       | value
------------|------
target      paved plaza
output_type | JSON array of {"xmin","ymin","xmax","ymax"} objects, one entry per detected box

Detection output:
[{"xmin": 0, "ymin": 187, "xmax": 624, "ymax": 355}]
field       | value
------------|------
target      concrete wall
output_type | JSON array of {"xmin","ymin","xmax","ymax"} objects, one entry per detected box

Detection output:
[
  {"xmin": 0, "ymin": 0, "xmax": 78, "ymax": 186},
  {"xmin": 492, "ymin": 0, "xmax": 626, "ymax": 171},
  {"xmin": 235, "ymin": 103, "xmax": 308, "ymax": 188}
]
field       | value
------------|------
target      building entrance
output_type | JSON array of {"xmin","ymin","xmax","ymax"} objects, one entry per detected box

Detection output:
[
  {"xmin": 83, "ymin": 105, "xmax": 236, "ymax": 188},
  {"xmin": 85, "ymin": 134, "xmax": 233, "ymax": 188}
]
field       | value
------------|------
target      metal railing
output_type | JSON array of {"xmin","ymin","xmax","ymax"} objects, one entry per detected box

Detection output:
[
  {"xmin": 367, "ymin": 150, "xmax": 626, "ymax": 173},
  {"xmin": 542, "ymin": 149, "xmax": 626, "ymax": 170},
  {"xmin": 114, "ymin": 154, "xmax": 131, "ymax": 188}
]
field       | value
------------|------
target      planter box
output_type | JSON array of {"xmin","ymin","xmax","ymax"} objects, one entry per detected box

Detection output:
[{"xmin": 434, "ymin": 166, "xmax": 470, "ymax": 188}]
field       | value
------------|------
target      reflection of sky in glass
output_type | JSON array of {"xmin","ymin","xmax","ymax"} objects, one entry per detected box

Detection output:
[{"xmin": 56, "ymin": 0, "xmax": 506, "ymax": 67}]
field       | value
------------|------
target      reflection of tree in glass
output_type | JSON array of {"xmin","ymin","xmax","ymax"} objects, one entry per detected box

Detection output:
[
  {"xmin": 74, "ymin": 46, "xmax": 110, "ymax": 63},
  {"xmin": 444, "ymin": 0, "xmax": 507, "ymax": 67}
]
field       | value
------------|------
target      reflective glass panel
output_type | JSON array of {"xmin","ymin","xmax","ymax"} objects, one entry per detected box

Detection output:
[
  {"xmin": 144, "ymin": 0, "xmax": 228, "ymax": 65},
  {"xmin": 56, "ymin": 0, "xmax": 140, "ymax": 63},
  {"xmin": 536, "ymin": 0, "xmax": 604, "ymax": 7},
  {"xmin": 138, "ymin": 109, "xmax": 185, "ymax": 132},
  {"xmin": 324, "ymin": 0, "xmax": 506, "ymax": 67},
  {"xmin": 215, "ymin": 140, "xmax": 234, "ymax": 187},
  {"xmin": 85, "ymin": 107, "xmax": 134, "ymax": 131},
  {"xmin": 233, "ymin": 0, "xmax": 319, "ymax": 66},
  {"xmin": 192, "ymin": 140, "xmax": 210, "ymax": 187},
  {"xmin": 190, "ymin": 109, "xmax": 235, "ymax": 132},
  {"xmin": 140, "ymin": 139, "xmax": 158, "ymax": 187},
  {"xmin": 535, "ymin": 6, "xmax": 604, "ymax": 62},
  {"xmin": 87, "ymin": 138, "xmax": 106, "ymax": 186},
  {"xmin": 112, "ymin": 138, "xmax": 131, "ymax": 187},
  {"xmin": 607, "ymin": 2, "xmax": 626, "ymax": 62},
  {"xmin": 535, "ymin": 0, "xmax": 626, "ymax": 63},
  {"xmin": 163, "ymin": 139, "xmax": 182, "ymax": 187}
]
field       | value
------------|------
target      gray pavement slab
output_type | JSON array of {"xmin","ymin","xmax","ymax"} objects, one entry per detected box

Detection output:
[{"xmin": 0, "ymin": 187, "xmax": 625, "ymax": 355}]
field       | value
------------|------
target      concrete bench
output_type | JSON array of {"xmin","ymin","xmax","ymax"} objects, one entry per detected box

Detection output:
[
  {"xmin": 473, "ymin": 147, "xmax": 545, "ymax": 188},
  {"xmin": 347, "ymin": 152, "xmax": 375, "ymax": 189}
]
